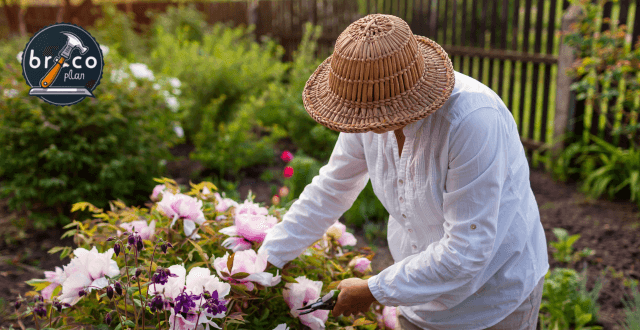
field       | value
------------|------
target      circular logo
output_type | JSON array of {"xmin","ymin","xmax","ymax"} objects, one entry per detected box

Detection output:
[{"xmin": 21, "ymin": 23, "xmax": 103, "ymax": 106}]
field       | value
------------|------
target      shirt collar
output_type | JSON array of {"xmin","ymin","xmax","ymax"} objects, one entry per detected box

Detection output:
[{"xmin": 402, "ymin": 117, "xmax": 426, "ymax": 137}]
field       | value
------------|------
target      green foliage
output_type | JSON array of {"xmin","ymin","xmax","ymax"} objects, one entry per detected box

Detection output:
[
  {"xmin": 253, "ymin": 23, "xmax": 339, "ymax": 161},
  {"xmin": 539, "ymin": 267, "xmax": 605, "ymax": 330},
  {"xmin": 553, "ymin": 134, "xmax": 640, "ymax": 207},
  {"xmin": 343, "ymin": 182, "xmax": 390, "ymax": 228},
  {"xmin": 192, "ymin": 100, "xmax": 288, "ymax": 177},
  {"xmin": 563, "ymin": 0, "xmax": 640, "ymax": 146},
  {"xmin": 88, "ymin": 3, "xmax": 150, "ymax": 63},
  {"xmin": 549, "ymin": 228, "xmax": 595, "ymax": 264},
  {"xmin": 148, "ymin": 20, "xmax": 288, "ymax": 142},
  {"xmin": 619, "ymin": 282, "xmax": 640, "ymax": 330},
  {"xmin": 148, "ymin": 3, "xmax": 209, "ymax": 46},
  {"xmin": 283, "ymin": 150, "xmax": 324, "ymax": 201},
  {"xmin": 0, "ymin": 39, "xmax": 180, "ymax": 229}
]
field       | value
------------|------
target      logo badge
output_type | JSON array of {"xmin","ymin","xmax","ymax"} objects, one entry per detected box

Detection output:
[{"xmin": 21, "ymin": 23, "xmax": 103, "ymax": 106}]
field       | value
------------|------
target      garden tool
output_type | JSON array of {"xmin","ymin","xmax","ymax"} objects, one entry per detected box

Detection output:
[
  {"xmin": 39, "ymin": 32, "xmax": 89, "ymax": 88},
  {"xmin": 297, "ymin": 290, "xmax": 340, "ymax": 315}
]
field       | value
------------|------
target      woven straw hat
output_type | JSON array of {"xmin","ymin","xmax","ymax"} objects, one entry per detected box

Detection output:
[{"xmin": 302, "ymin": 14, "xmax": 455, "ymax": 133}]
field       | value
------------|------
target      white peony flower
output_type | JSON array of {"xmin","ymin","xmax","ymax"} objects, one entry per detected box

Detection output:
[
  {"xmin": 153, "ymin": 83, "xmax": 161, "ymax": 90},
  {"xmin": 173, "ymin": 125, "xmax": 184, "ymax": 138},
  {"xmin": 99, "ymin": 45, "xmax": 109, "ymax": 57},
  {"xmin": 172, "ymin": 88, "xmax": 181, "ymax": 96},
  {"xmin": 129, "ymin": 81, "xmax": 136, "ymax": 89},
  {"xmin": 129, "ymin": 63, "xmax": 155, "ymax": 81},
  {"xmin": 166, "ymin": 96, "xmax": 179, "ymax": 112},
  {"xmin": 169, "ymin": 77, "xmax": 181, "ymax": 89},
  {"xmin": 110, "ymin": 68, "xmax": 129, "ymax": 84},
  {"xmin": 3, "ymin": 89, "xmax": 19, "ymax": 98}
]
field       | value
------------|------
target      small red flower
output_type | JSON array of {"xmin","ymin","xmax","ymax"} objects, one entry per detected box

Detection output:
[
  {"xmin": 283, "ymin": 166, "xmax": 294, "ymax": 178},
  {"xmin": 281, "ymin": 150, "xmax": 294, "ymax": 163}
]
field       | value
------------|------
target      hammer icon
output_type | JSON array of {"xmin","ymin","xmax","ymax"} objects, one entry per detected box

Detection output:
[{"xmin": 39, "ymin": 32, "xmax": 89, "ymax": 88}]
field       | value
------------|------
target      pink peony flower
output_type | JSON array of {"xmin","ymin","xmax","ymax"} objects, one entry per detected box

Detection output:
[
  {"xmin": 283, "ymin": 276, "xmax": 329, "ymax": 330},
  {"xmin": 281, "ymin": 150, "xmax": 294, "ymax": 162},
  {"xmin": 53, "ymin": 247, "xmax": 120, "ymax": 306},
  {"xmin": 283, "ymin": 166, "xmax": 294, "ymax": 178},
  {"xmin": 326, "ymin": 221, "xmax": 357, "ymax": 247},
  {"xmin": 220, "ymin": 236, "xmax": 253, "ymax": 252},
  {"xmin": 377, "ymin": 306, "xmax": 398, "ymax": 329},
  {"xmin": 213, "ymin": 250, "xmax": 281, "ymax": 291},
  {"xmin": 41, "ymin": 266, "xmax": 66, "ymax": 300},
  {"xmin": 117, "ymin": 220, "xmax": 156, "ymax": 241},
  {"xmin": 214, "ymin": 192, "xmax": 238, "ymax": 213},
  {"xmin": 151, "ymin": 184, "xmax": 166, "ymax": 202},
  {"xmin": 234, "ymin": 200, "xmax": 268, "ymax": 218},
  {"xmin": 273, "ymin": 324, "xmax": 290, "ymax": 330},
  {"xmin": 157, "ymin": 192, "xmax": 206, "ymax": 239},
  {"xmin": 350, "ymin": 257, "xmax": 372, "ymax": 274}
]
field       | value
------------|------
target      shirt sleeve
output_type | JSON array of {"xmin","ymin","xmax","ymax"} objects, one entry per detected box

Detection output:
[
  {"xmin": 368, "ymin": 107, "xmax": 507, "ymax": 307},
  {"xmin": 258, "ymin": 132, "xmax": 370, "ymax": 268}
]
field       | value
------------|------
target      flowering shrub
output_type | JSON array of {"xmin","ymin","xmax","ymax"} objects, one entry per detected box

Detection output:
[
  {"xmin": 0, "ymin": 38, "xmax": 182, "ymax": 229},
  {"xmin": 14, "ymin": 178, "xmax": 390, "ymax": 329}
]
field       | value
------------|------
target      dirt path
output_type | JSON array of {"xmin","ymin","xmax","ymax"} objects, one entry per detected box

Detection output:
[{"xmin": 1, "ymin": 163, "xmax": 638, "ymax": 329}]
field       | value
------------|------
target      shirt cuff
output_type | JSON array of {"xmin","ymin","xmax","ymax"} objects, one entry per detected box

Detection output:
[
  {"xmin": 367, "ymin": 275, "xmax": 388, "ymax": 306},
  {"xmin": 265, "ymin": 252, "xmax": 287, "ymax": 269}
]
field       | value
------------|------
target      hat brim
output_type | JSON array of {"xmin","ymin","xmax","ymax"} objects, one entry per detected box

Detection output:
[{"xmin": 302, "ymin": 35, "xmax": 455, "ymax": 133}]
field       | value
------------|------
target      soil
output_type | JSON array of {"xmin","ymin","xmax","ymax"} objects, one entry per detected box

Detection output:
[{"xmin": 1, "ymin": 143, "xmax": 639, "ymax": 329}]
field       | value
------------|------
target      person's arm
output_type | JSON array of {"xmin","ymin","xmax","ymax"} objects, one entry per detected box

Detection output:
[
  {"xmin": 258, "ymin": 132, "xmax": 369, "ymax": 269},
  {"xmin": 367, "ymin": 107, "xmax": 507, "ymax": 307}
]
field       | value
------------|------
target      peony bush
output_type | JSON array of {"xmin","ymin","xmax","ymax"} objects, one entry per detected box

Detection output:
[{"xmin": 13, "ymin": 178, "xmax": 389, "ymax": 329}]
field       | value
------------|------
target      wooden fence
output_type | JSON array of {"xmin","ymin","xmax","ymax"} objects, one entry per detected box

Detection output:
[{"xmin": 3, "ymin": 0, "xmax": 640, "ymax": 158}]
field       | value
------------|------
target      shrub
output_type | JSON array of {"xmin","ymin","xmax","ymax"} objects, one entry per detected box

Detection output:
[
  {"xmin": 88, "ymin": 3, "xmax": 150, "ymax": 63},
  {"xmin": 0, "ymin": 41, "xmax": 181, "ymax": 229},
  {"xmin": 12, "ymin": 179, "xmax": 384, "ymax": 329},
  {"xmin": 539, "ymin": 266, "xmax": 605, "ymax": 330},
  {"xmin": 148, "ymin": 21, "xmax": 288, "ymax": 142}
]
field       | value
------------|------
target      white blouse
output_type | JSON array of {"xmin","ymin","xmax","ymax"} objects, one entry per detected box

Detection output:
[{"xmin": 258, "ymin": 71, "xmax": 549, "ymax": 329}]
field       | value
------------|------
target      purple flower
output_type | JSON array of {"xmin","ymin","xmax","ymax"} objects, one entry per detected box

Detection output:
[
  {"xmin": 34, "ymin": 304, "xmax": 47, "ymax": 318},
  {"xmin": 173, "ymin": 290, "xmax": 201, "ymax": 318},
  {"xmin": 161, "ymin": 242, "xmax": 173, "ymax": 254},
  {"xmin": 128, "ymin": 232, "xmax": 144, "ymax": 251},
  {"xmin": 14, "ymin": 300, "xmax": 21, "ymax": 310},
  {"xmin": 152, "ymin": 267, "xmax": 179, "ymax": 286},
  {"xmin": 203, "ymin": 290, "xmax": 227, "ymax": 315},
  {"xmin": 105, "ymin": 312, "xmax": 112, "ymax": 324},
  {"xmin": 148, "ymin": 294, "xmax": 166, "ymax": 313},
  {"xmin": 114, "ymin": 243, "xmax": 121, "ymax": 257},
  {"xmin": 114, "ymin": 281, "xmax": 123, "ymax": 296},
  {"xmin": 106, "ymin": 285, "xmax": 114, "ymax": 299}
]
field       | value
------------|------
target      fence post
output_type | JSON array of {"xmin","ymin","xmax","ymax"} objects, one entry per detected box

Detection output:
[
  {"xmin": 248, "ymin": 0, "xmax": 259, "ymax": 27},
  {"xmin": 553, "ymin": 4, "xmax": 582, "ymax": 157}
]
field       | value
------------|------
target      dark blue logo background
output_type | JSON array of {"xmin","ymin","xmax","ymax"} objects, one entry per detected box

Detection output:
[{"xmin": 21, "ymin": 23, "xmax": 103, "ymax": 106}]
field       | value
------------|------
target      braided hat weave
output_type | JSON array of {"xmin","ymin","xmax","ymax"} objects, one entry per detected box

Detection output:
[{"xmin": 302, "ymin": 14, "xmax": 455, "ymax": 133}]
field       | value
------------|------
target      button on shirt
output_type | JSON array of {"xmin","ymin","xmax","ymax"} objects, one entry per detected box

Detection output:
[{"xmin": 258, "ymin": 71, "xmax": 549, "ymax": 329}]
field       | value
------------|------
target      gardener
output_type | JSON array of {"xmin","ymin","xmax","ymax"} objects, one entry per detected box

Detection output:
[{"xmin": 259, "ymin": 14, "xmax": 549, "ymax": 330}]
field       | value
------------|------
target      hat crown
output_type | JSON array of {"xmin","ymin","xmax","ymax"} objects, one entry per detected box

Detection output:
[{"xmin": 329, "ymin": 14, "xmax": 426, "ymax": 104}]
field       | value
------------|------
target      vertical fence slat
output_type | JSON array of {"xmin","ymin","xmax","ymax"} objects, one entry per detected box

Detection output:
[
  {"xmin": 497, "ymin": 0, "xmax": 509, "ymax": 105},
  {"xmin": 477, "ymin": 0, "xmax": 488, "ymax": 83},
  {"xmin": 452, "ymin": 0, "xmax": 457, "ymax": 46},
  {"xmin": 488, "ymin": 0, "xmax": 499, "ymax": 91},
  {"xmin": 430, "ymin": 0, "xmax": 438, "ymax": 40},
  {"xmin": 469, "ymin": 0, "xmax": 478, "ymax": 78},
  {"xmin": 527, "ymin": 0, "xmax": 545, "ymax": 146}
]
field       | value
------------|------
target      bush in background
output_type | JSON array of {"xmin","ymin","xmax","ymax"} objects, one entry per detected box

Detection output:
[{"xmin": 0, "ymin": 40, "xmax": 181, "ymax": 229}]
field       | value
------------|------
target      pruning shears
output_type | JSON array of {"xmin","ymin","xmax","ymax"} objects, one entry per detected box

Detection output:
[{"xmin": 297, "ymin": 290, "xmax": 341, "ymax": 315}]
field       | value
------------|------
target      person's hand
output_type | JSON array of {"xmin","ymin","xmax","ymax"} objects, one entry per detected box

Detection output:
[{"xmin": 332, "ymin": 278, "xmax": 377, "ymax": 317}]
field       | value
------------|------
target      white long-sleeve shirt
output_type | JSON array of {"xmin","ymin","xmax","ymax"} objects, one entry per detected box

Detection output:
[{"xmin": 258, "ymin": 71, "xmax": 549, "ymax": 329}]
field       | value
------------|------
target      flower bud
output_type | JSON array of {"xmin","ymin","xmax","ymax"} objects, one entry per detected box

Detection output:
[
  {"xmin": 114, "ymin": 281, "xmax": 123, "ymax": 296},
  {"xmin": 14, "ymin": 300, "xmax": 21, "ymax": 310},
  {"xmin": 135, "ymin": 268, "xmax": 142, "ymax": 278},
  {"xmin": 114, "ymin": 243, "xmax": 121, "ymax": 257},
  {"xmin": 161, "ymin": 243, "xmax": 167, "ymax": 254},
  {"xmin": 106, "ymin": 285, "xmax": 114, "ymax": 299},
  {"xmin": 130, "ymin": 275, "xmax": 136, "ymax": 282},
  {"xmin": 106, "ymin": 236, "xmax": 115, "ymax": 242},
  {"xmin": 104, "ymin": 312, "xmax": 112, "ymax": 324},
  {"xmin": 137, "ymin": 239, "xmax": 143, "ymax": 251},
  {"xmin": 34, "ymin": 305, "xmax": 47, "ymax": 318},
  {"xmin": 78, "ymin": 289, "xmax": 86, "ymax": 297},
  {"xmin": 53, "ymin": 300, "xmax": 62, "ymax": 313}
]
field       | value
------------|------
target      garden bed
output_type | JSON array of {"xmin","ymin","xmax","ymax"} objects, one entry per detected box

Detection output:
[{"xmin": 1, "ymin": 154, "xmax": 638, "ymax": 329}]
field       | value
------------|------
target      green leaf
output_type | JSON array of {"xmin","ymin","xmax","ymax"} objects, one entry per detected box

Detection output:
[
  {"xmin": 25, "ymin": 279, "xmax": 51, "ymax": 291},
  {"xmin": 227, "ymin": 252, "xmax": 235, "ymax": 272},
  {"xmin": 231, "ymin": 272, "xmax": 251, "ymax": 280},
  {"xmin": 353, "ymin": 317, "xmax": 374, "ymax": 326},
  {"xmin": 282, "ymin": 275, "xmax": 298, "ymax": 283},
  {"xmin": 124, "ymin": 320, "xmax": 136, "ymax": 327}
]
